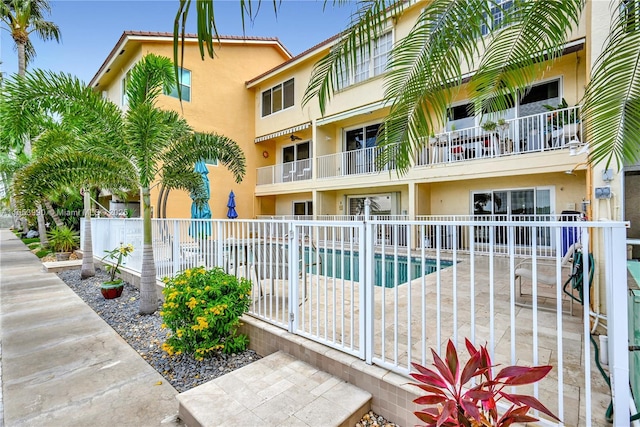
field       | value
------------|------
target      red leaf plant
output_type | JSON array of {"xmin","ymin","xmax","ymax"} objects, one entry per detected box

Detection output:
[{"xmin": 410, "ymin": 339, "xmax": 561, "ymax": 427}]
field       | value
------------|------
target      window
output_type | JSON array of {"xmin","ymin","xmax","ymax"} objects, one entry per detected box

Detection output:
[
  {"xmin": 282, "ymin": 141, "xmax": 310, "ymax": 163},
  {"xmin": 261, "ymin": 78, "xmax": 294, "ymax": 117},
  {"xmin": 447, "ymin": 103, "xmax": 475, "ymax": 130},
  {"xmin": 373, "ymin": 31, "xmax": 393, "ymax": 75},
  {"xmin": 621, "ymin": 0, "xmax": 640, "ymax": 32},
  {"xmin": 293, "ymin": 201, "xmax": 313, "ymax": 217},
  {"xmin": 121, "ymin": 69, "xmax": 131, "ymax": 106},
  {"xmin": 520, "ymin": 80, "xmax": 559, "ymax": 105},
  {"xmin": 481, "ymin": 0, "xmax": 514, "ymax": 36},
  {"xmin": 166, "ymin": 68, "xmax": 191, "ymax": 102},
  {"xmin": 336, "ymin": 31, "xmax": 392, "ymax": 89},
  {"xmin": 346, "ymin": 124, "xmax": 381, "ymax": 151}
]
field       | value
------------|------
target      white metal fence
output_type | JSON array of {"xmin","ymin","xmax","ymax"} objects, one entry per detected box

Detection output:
[{"xmin": 83, "ymin": 214, "xmax": 630, "ymax": 426}]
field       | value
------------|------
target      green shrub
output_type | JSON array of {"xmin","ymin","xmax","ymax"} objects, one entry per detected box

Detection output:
[
  {"xmin": 35, "ymin": 249, "xmax": 52, "ymax": 258},
  {"xmin": 160, "ymin": 267, "xmax": 251, "ymax": 359}
]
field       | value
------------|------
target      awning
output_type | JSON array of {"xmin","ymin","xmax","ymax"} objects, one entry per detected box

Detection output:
[{"xmin": 254, "ymin": 122, "xmax": 311, "ymax": 143}]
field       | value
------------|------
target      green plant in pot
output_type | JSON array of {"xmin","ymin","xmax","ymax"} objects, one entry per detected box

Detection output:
[
  {"xmin": 481, "ymin": 120, "xmax": 497, "ymax": 133},
  {"xmin": 101, "ymin": 243, "xmax": 134, "ymax": 299},
  {"xmin": 47, "ymin": 226, "xmax": 79, "ymax": 261}
]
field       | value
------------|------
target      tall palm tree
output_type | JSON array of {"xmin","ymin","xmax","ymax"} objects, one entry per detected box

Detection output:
[
  {"xmin": 179, "ymin": 0, "xmax": 639, "ymax": 169},
  {"xmin": 3, "ymin": 54, "xmax": 246, "ymax": 314},
  {"xmin": 1, "ymin": 0, "xmax": 60, "ymax": 245},
  {"xmin": 0, "ymin": 0, "xmax": 60, "ymax": 78}
]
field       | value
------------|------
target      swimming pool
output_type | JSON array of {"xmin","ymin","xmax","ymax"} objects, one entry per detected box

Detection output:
[{"xmin": 303, "ymin": 248, "xmax": 452, "ymax": 288}]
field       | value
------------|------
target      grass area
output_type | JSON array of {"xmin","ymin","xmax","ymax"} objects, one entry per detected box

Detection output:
[
  {"xmin": 22, "ymin": 237, "xmax": 40, "ymax": 245},
  {"xmin": 35, "ymin": 249, "xmax": 52, "ymax": 258}
]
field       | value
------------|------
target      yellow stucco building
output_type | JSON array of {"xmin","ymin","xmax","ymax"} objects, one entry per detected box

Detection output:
[
  {"xmin": 90, "ymin": 3, "xmax": 635, "ymax": 241},
  {"xmin": 89, "ymin": 31, "xmax": 290, "ymax": 219}
]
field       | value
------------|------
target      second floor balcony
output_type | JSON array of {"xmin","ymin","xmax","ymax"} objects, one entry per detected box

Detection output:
[
  {"xmin": 256, "ymin": 106, "xmax": 582, "ymax": 185},
  {"xmin": 257, "ymin": 158, "xmax": 312, "ymax": 186}
]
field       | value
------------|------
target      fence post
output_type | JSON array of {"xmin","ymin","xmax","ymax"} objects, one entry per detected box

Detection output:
[
  {"xmin": 172, "ymin": 220, "xmax": 180, "ymax": 276},
  {"xmin": 606, "ymin": 225, "xmax": 630, "ymax": 425},
  {"xmin": 289, "ymin": 225, "xmax": 299, "ymax": 334},
  {"xmin": 363, "ymin": 199, "xmax": 374, "ymax": 364}
]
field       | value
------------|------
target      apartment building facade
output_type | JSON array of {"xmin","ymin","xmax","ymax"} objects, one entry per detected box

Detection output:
[{"xmin": 89, "ymin": 31, "xmax": 291, "ymax": 219}]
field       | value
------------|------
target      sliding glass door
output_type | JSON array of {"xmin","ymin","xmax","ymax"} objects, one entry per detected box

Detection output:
[{"xmin": 473, "ymin": 187, "xmax": 553, "ymax": 247}]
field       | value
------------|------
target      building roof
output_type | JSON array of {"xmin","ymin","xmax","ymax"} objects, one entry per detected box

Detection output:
[
  {"xmin": 245, "ymin": 32, "xmax": 341, "ymax": 87},
  {"xmin": 89, "ymin": 30, "xmax": 291, "ymax": 88}
]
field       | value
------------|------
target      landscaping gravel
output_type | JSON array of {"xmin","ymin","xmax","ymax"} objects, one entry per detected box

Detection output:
[
  {"xmin": 58, "ymin": 268, "xmax": 401, "ymax": 426},
  {"xmin": 57, "ymin": 268, "xmax": 260, "ymax": 393}
]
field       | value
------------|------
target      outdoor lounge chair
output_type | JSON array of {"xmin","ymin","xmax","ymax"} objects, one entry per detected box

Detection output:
[{"xmin": 514, "ymin": 242, "xmax": 583, "ymax": 313}]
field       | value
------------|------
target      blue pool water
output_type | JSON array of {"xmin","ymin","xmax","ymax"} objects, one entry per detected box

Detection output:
[{"xmin": 303, "ymin": 248, "xmax": 452, "ymax": 288}]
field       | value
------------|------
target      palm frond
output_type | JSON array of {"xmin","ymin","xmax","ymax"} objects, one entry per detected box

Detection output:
[
  {"xmin": 378, "ymin": 0, "xmax": 490, "ymax": 173},
  {"xmin": 582, "ymin": 0, "xmax": 640, "ymax": 169},
  {"xmin": 302, "ymin": 0, "xmax": 404, "ymax": 113},
  {"xmin": 126, "ymin": 54, "xmax": 176, "ymax": 109},
  {"xmin": 0, "ymin": 70, "xmax": 123, "ymax": 147},
  {"xmin": 162, "ymin": 132, "xmax": 247, "ymax": 184},
  {"xmin": 29, "ymin": 17, "xmax": 61, "ymax": 42},
  {"xmin": 468, "ymin": 0, "xmax": 583, "ymax": 115},
  {"xmin": 13, "ymin": 151, "xmax": 138, "ymax": 207}
]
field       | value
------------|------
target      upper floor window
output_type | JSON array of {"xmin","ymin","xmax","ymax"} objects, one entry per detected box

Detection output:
[
  {"xmin": 166, "ymin": 68, "xmax": 192, "ymax": 102},
  {"xmin": 262, "ymin": 78, "xmax": 294, "ymax": 117},
  {"xmin": 121, "ymin": 69, "xmax": 131, "ymax": 107},
  {"xmin": 337, "ymin": 31, "xmax": 393, "ymax": 89},
  {"xmin": 621, "ymin": 0, "xmax": 640, "ymax": 32},
  {"xmin": 481, "ymin": 0, "xmax": 513, "ymax": 36}
]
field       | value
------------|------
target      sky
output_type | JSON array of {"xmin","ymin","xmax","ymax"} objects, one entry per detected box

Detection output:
[{"xmin": 0, "ymin": 0, "xmax": 357, "ymax": 84}]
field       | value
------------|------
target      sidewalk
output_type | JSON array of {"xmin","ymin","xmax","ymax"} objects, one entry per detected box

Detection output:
[{"xmin": 0, "ymin": 229, "xmax": 180, "ymax": 427}]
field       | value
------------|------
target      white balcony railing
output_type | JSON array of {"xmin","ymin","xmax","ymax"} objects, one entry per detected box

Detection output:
[
  {"xmin": 317, "ymin": 143, "xmax": 400, "ymax": 179},
  {"xmin": 415, "ymin": 106, "xmax": 582, "ymax": 166},
  {"xmin": 257, "ymin": 158, "xmax": 312, "ymax": 186},
  {"xmin": 256, "ymin": 107, "xmax": 583, "ymax": 182}
]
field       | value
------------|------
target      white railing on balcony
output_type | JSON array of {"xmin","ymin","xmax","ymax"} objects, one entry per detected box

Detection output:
[
  {"xmin": 83, "ymin": 215, "xmax": 630, "ymax": 426},
  {"xmin": 317, "ymin": 143, "xmax": 400, "ymax": 179},
  {"xmin": 415, "ymin": 106, "xmax": 583, "ymax": 166},
  {"xmin": 257, "ymin": 158, "xmax": 312, "ymax": 186}
]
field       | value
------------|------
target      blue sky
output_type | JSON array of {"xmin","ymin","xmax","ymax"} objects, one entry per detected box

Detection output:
[{"xmin": 1, "ymin": 0, "xmax": 357, "ymax": 84}]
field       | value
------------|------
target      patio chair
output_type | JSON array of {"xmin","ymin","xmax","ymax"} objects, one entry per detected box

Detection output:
[
  {"xmin": 450, "ymin": 145, "xmax": 465, "ymax": 161},
  {"xmin": 514, "ymin": 242, "xmax": 582, "ymax": 313}
]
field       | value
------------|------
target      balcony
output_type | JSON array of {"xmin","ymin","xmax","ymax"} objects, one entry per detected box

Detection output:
[
  {"xmin": 256, "ymin": 107, "xmax": 582, "ymax": 184},
  {"xmin": 257, "ymin": 158, "xmax": 312, "ymax": 186},
  {"xmin": 317, "ymin": 143, "xmax": 400, "ymax": 179},
  {"xmin": 415, "ymin": 106, "xmax": 582, "ymax": 166}
]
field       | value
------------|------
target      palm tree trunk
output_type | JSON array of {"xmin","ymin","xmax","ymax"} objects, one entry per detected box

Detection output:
[
  {"xmin": 16, "ymin": 41, "xmax": 32, "ymax": 155},
  {"xmin": 44, "ymin": 200, "xmax": 64, "ymax": 228},
  {"xmin": 35, "ymin": 202, "xmax": 48, "ymax": 246},
  {"xmin": 80, "ymin": 191, "xmax": 95, "ymax": 278},
  {"xmin": 139, "ymin": 187, "xmax": 158, "ymax": 314},
  {"xmin": 17, "ymin": 40, "xmax": 26, "ymax": 77}
]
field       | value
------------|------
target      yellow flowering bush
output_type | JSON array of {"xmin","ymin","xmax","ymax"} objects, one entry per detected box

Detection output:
[{"xmin": 160, "ymin": 267, "xmax": 251, "ymax": 359}]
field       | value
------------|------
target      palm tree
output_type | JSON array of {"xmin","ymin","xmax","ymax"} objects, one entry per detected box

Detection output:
[
  {"xmin": 1, "ymin": 0, "xmax": 60, "ymax": 245},
  {"xmin": 0, "ymin": 0, "xmax": 60, "ymax": 78},
  {"xmin": 3, "ymin": 54, "xmax": 246, "ymax": 314},
  {"xmin": 179, "ymin": 0, "xmax": 639, "ymax": 169}
]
